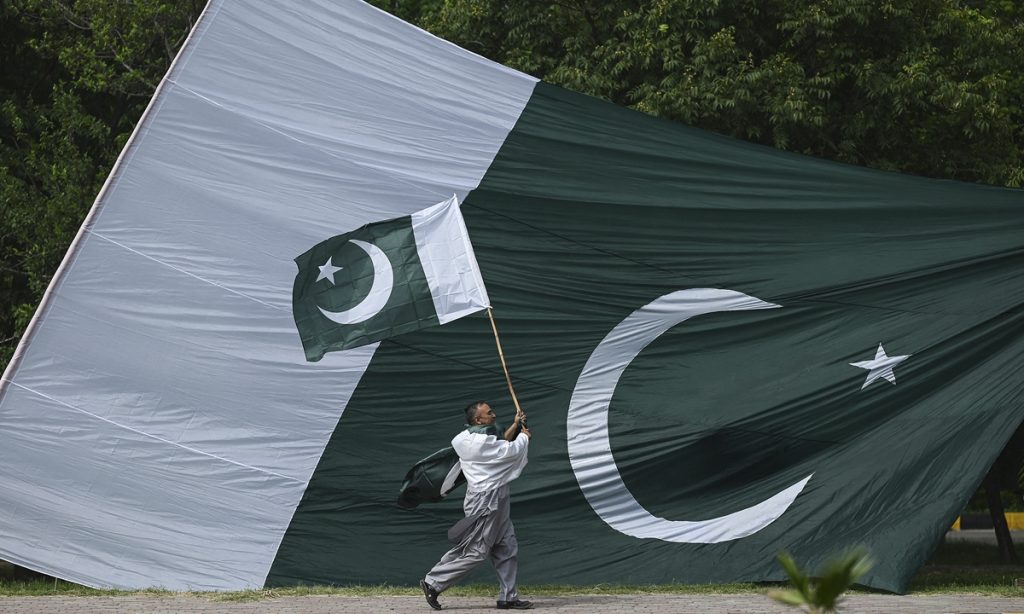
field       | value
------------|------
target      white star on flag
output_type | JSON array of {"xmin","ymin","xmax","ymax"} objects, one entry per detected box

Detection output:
[
  {"xmin": 850, "ymin": 343, "xmax": 911, "ymax": 390},
  {"xmin": 316, "ymin": 257, "xmax": 342, "ymax": 284}
]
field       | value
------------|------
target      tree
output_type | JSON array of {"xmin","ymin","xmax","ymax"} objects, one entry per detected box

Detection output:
[
  {"xmin": 421, "ymin": 0, "xmax": 1024, "ymax": 186},
  {"xmin": 981, "ymin": 423, "xmax": 1024, "ymax": 562}
]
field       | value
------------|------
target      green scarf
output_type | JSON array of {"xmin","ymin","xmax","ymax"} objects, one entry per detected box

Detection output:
[{"xmin": 466, "ymin": 423, "xmax": 502, "ymax": 437}]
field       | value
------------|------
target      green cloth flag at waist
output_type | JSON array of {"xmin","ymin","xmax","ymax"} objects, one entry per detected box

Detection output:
[
  {"xmin": 397, "ymin": 446, "xmax": 464, "ymax": 509},
  {"xmin": 292, "ymin": 195, "xmax": 489, "ymax": 360},
  {"xmin": 397, "ymin": 424, "xmax": 506, "ymax": 509}
]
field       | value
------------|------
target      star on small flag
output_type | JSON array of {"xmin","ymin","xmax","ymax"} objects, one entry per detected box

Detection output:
[{"xmin": 316, "ymin": 257, "xmax": 343, "ymax": 284}]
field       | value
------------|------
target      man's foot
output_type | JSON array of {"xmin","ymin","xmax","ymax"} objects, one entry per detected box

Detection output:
[
  {"xmin": 420, "ymin": 579, "xmax": 442, "ymax": 610},
  {"xmin": 496, "ymin": 599, "xmax": 533, "ymax": 610}
]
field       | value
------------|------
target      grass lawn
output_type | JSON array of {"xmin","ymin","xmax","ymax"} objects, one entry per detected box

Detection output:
[
  {"xmin": 905, "ymin": 540, "xmax": 1024, "ymax": 596},
  {"xmin": 1, "ymin": 540, "xmax": 1022, "ymax": 599}
]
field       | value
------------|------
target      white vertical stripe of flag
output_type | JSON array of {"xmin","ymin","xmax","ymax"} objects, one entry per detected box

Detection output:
[{"xmin": 412, "ymin": 195, "xmax": 491, "ymax": 324}]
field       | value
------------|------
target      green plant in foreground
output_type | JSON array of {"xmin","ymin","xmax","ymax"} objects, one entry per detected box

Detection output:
[{"xmin": 769, "ymin": 547, "xmax": 873, "ymax": 613}]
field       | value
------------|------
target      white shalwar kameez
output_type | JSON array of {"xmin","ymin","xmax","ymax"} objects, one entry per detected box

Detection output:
[{"xmin": 424, "ymin": 427, "xmax": 530, "ymax": 601}]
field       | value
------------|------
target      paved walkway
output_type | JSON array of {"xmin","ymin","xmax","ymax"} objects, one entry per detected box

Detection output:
[{"xmin": 1, "ymin": 593, "xmax": 1022, "ymax": 613}]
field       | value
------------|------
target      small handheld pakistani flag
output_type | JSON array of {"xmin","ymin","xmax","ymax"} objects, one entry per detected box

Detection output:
[{"xmin": 292, "ymin": 195, "xmax": 490, "ymax": 361}]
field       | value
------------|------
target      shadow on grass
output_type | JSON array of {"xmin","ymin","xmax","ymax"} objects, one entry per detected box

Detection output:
[{"xmin": 907, "ymin": 540, "xmax": 1024, "ymax": 594}]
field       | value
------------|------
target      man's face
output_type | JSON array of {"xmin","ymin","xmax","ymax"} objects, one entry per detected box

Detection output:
[{"xmin": 473, "ymin": 402, "xmax": 497, "ymax": 425}]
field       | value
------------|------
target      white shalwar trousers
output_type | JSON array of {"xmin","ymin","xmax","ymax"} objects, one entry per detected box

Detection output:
[{"xmin": 424, "ymin": 484, "xmax": 519, "ymax": 601}]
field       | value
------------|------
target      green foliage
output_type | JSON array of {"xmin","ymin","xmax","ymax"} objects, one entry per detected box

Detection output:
[
  {"xmin": 421, "ymin": 0, "xmax": 1024, "ymax": 187},
  {"xmin": 769, "ymin": 548, "xmax": 873, "ymax": 613},
  {"xmin": 367, "ymin": 0, "xmax": 443, "ymax": 23}
]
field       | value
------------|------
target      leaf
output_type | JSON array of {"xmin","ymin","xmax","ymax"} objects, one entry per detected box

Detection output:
[
  {"xmin": 777, "ymin": 551, "xmax": 813, "ymax": 602},
  {"xmin": 768, "ymin": 589, "xmax": 809, "ymax": 607},
  {"xmin": 814, "ymin": 547, "xmax": 873, "ymax": 610}
]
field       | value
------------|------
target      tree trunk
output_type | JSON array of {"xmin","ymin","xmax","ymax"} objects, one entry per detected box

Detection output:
[{"xmin": 985, "ymin": 472, "xmax": 1017, "ymax": 562}]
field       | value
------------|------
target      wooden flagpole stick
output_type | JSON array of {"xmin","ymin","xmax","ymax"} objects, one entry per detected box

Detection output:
[{"xmin": 486, "ymin": 307, "xmax": 523, "ymax": 416}]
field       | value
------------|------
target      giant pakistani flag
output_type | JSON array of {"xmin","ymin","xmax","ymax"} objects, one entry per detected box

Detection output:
[{"xmin": 0, "ymin": 0, "xmax": 1022, "ymax": 594}]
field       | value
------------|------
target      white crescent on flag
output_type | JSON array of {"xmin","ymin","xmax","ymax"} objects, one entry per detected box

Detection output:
[
  {"xmin": 566, "ymin": 288, "xmax": 813, "ymax": 543},
  {"xmin": 317, "ymin": 239, "xmax": 394, "ymax": 325}
]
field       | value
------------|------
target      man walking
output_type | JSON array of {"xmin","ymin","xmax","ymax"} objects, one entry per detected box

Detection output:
[{"xmin": 420, "ymin": 401, "xmax": 533, "ymax": 610}]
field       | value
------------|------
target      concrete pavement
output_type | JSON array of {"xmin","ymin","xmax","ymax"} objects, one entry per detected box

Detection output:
[{"xmin": 1, "ymin": 593, "xmax": 1023, "ymax": 613}]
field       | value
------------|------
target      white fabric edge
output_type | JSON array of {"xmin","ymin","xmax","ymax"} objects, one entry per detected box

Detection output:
[
  {"xmin": 440, "ymin": 460, "xmax": 463, "ymax": 497},
  {"xmin": 360, "ymin": 1, "xmax": 538, "ymax": 84}
]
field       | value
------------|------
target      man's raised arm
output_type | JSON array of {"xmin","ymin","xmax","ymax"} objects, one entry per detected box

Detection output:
[{"xmin": 504, "ymin": 411, "xmax": 527, "ymax": 441}]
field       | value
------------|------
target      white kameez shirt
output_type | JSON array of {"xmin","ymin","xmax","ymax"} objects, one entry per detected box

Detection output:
[{"xmin": 451, "ymin": 429, "xmax": 529, "ymax": 493}]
